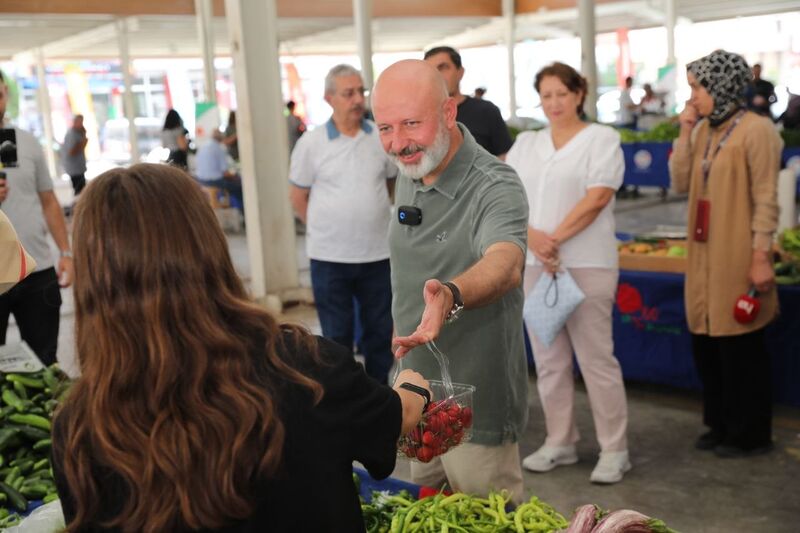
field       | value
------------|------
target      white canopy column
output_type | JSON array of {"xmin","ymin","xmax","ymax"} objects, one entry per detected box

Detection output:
[
  {"xmin": 224, "ymin": 0, "xmax": 301, "ymax": 312},
  {"xmin": 503, "ymin": 0, "xmax": 517, "ymax": 119},
  {"xmin": 115, "ymin": 18, "xmax": 139, "ymax": 163},
  {"xmin": 34, "ymin": 48, "xmax": 57, "ymax": 179},
  {"xmin": 353, "ymin": 0, "xmax": 374, "ymax": 89},
  {"xmin": 194, "ymin": 0, "xmax": 217, "ymax": 102},
  {"xmin": 578, "ymin": 0, "xmax": 598, "ymax": 120},
  {"xmin": 665, "ymin": 0, "xmax": 677, "ymax": 65}
]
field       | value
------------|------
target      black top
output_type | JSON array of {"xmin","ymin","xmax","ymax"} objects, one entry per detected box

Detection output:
[
  {"xmin": 52, "ymin": 336, "xmax": 402, "ymax": 532},
  {"xmin": 456, "ymin": 96, "xmax": 513, "ymax": 156},
  {"xmin": 745, "ymin": 79, "xmax": 776, "ymax": 116}
]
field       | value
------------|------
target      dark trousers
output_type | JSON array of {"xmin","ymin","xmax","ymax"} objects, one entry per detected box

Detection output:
[
  {"xmin": 310, "ymin": 259, "xmax": 393, "ymax": 384},
  {"xmin": 69, "ymin": 173, "xmax": 86, "ymax": 196},
  {"xmin": 691, "ymin": 329, "xmax": 772, "ymax": 450},
  {"xmin": 0, "ymin": 268, "xmax": 62, "ymax": 366},
  {"xmin": 168, "ymin": 149, "xmax": 188, "ymax": 170}
]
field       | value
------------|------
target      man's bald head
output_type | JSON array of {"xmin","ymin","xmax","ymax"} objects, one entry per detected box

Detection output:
[
  {"xmin": 372, "ymin": 60, "xmax": 461, "ymax": 182},
  {"xmin": 372, "ymin": 60, "xmax": 448, "ymax": 110}
]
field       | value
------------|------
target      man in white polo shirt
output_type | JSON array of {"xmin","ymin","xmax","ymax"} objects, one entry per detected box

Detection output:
[{"xmin": 289, "ymin": 64, "xmax": 396, "ymax": 384}]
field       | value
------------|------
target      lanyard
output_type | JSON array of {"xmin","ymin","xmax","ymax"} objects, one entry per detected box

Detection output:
[{"xmin": 701, "ymin": 110, "xmax": 745, "ymax": 187}]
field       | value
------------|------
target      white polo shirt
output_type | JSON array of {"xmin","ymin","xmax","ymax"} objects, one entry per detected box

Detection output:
[
  {"xmin": 506, "ymin": 123, "xmax": 624, "ymax": 268},
  {"xmin": 289, "ymin": 118, "xmax": 396, "ymax": 263}
]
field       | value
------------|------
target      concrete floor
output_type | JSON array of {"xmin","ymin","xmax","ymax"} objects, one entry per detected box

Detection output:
[{"xmin": 8, "ymin": 188, "xmax": 800, "ymax": 532}]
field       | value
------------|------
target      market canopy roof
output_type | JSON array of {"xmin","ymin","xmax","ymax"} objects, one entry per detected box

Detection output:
[{"xmin": 1, "ymin": 0, "xmax": 799, "ymax": 60}]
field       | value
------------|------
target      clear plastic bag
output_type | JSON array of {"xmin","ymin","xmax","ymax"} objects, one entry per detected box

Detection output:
[
  {"xmin": 7, "ymin": 500, "xmax": 65, "ymax": 533},
  {"xmin": 393, "ymin": 342, "xmax": 475, "ymax": 462}
]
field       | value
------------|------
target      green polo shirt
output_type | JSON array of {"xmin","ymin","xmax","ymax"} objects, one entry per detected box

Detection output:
[{"xmin": 389, "ymin": 125, "xmax": 529, "ymax": 445}]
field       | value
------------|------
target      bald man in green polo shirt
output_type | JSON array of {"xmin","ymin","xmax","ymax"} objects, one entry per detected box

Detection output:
[{"xmin": 372, "ymin": 60, "xmax": 530, "ymax": 502}]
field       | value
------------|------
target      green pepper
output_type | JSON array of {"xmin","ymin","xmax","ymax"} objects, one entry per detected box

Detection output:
[
  {"xmin": 0, "ymin": 479, "xmax": 27, "ymax": 511},
  {"xmin": 8, "ymin": 413, "xmax": 51, "ymax": 431},
  {"xmin": 0, "ymin": 427, "xmax": 20, "ymax": 451},
  {"xmin": 32, "ymin": 438, "xmax": 52, "ymax": 451},
  {"xmin": 7, "ymin": 374, "xmax": 45, "ymax": 390},
  {"xmin": 1, "ymin": 389, "xmax": 24, "ymax": 412}
]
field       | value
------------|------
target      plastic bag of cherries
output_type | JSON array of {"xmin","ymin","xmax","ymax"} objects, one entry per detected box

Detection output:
[{"xmin": 398, "ymin": 380, "xmax": 475, "ymax": 462}]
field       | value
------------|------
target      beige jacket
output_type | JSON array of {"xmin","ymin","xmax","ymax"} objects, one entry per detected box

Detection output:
[{"xmin": 670, "ymin": 111, "xmax": 782, "ymax": 336}]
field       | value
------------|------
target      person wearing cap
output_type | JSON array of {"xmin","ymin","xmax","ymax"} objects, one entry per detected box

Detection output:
[
  {"xmin": 670, "ymin": 50, "xmax": 781, "ymax": 458},
  {"xmin": 0, "ymin": 69, "xmax": 73, "ymax": 365}
]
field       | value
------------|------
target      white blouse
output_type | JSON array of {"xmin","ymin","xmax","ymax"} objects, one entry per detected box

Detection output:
[{"xmin": 506, "ymin": 123, "xmax": 624, "ymax": 268}]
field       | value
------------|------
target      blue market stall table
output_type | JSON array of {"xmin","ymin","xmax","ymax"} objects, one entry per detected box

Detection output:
[
  {"xmin": 612, "ymin": 269, "xmax": 800, "ymax": 407},
  {"xmin": 621, "ymin": 143, "xmax": 672, "ymax": 188},
  {"xmin": 621, "ymin": 143, "xmax": 800, "ymax": 195}
]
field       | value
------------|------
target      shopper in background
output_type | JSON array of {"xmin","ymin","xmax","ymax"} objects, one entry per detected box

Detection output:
[
  {"xmin": 636, "ymin": 83, "xmax": 666, "ymax": 131},
  {"xmin": 52, "ymin": 164, "xmax": 430, "ymax": 532},
  {"xmin": 0, "ymin": 70, "xmax": 73, "ymax": 366},
  {"xmin": 778, "ymin": 91, "xmax": 800, "ymax": 130},
  {"xmin": 195, "ymin": 129, "xmax": 244, "ymax": 214},
  {"xmin": 670, "ymin": 50, "xmax": 780, "ymax": 458},
  {"xmin": 424, "ymin": 46, "xmax": 513, "ymax": 159},
  {"xmin": 507, "ymin": 62, "xmax": 630, "ymax": 485},
  {"xmin": 286, "ymin": 100, "xmax": 306, "ymax": 154},
  {"xmin": 161, "ymin": 108, "xmax": 190, "ymax": 169},
  {"xmin": 745, "ymin": 63, "xmax": 777, "ymax": 119},
  {"xmin": 289, "ymin": 65, "xmax": 396, "ymax": 385},
  {"xmin": 223, "ymin": 110, "xmax": 239, "ymax": 162},
  {"xmin": 617, "ymin": 76, "xmax": 637, "ymax": 129},
  {"xmin": 62, "ymin": 114, "xmax": 88, "ymax": 196},
  {"xmin": 373, "ymin": 59, "xmax": 529, "ymax": 502}
]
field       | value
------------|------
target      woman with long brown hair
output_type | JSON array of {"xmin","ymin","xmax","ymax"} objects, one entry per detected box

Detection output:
[{"xmin": 52, "ymin": 163, "xmax": 430, "ymax": 532}]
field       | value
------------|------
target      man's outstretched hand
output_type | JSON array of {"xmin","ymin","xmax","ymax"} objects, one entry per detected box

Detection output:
[{"xmin": 392, "ymin": 279, "xmax": 453, "ymax": 358}]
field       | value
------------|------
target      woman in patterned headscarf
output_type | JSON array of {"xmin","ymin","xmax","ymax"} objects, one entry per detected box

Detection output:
[{"xmin": 670, "ymin": 50, "xmax": 782, "ymax": 458}]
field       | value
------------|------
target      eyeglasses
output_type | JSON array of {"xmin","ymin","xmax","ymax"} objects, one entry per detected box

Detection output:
[{"xmin": 339, "ymin": 87, "xmax": 368, "ymax": 99}]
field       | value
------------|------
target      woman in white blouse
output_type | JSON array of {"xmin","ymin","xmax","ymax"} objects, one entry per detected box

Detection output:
[{"xmin": 506, "ymin": 62, "xmax": 630, "ymax": 484}]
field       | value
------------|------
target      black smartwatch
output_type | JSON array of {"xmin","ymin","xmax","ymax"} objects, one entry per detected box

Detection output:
[
  {"xmin": 398, "ymin": 382, "xmax": 431, "ymax": 412},
  {"xmin": 442, "ymin": 281, "xmax": 464, "ymax": 323}
]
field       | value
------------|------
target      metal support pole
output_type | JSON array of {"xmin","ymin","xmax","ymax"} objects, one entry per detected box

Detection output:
[
  {"xmin": 353, "ymin": 0, "xmax": 374, "ymax": 90},
  {"xmin": 225, "ymin": 0, "xmax": 300, "ymax": 310},
  {"xmin": 35, "ymin": 48, "xmax": 57, "ymax": 179},
  {"xmin": 195, "ymin": 0, "xmax": 217, "ymax": 102},
  {"xmin": 116, "ymin": 18, "xmax": 139, "ymax": 163},
  {"xmin": 665, "ymin": 0, "xmax": 676, "ymax": 65},
  {"xmin": 503, "ymin": 0, "xmax": 517, "ymax": 119},
  {"xmin": 578, "ymin": 0, "xmax": 598, "ymax": 120}
]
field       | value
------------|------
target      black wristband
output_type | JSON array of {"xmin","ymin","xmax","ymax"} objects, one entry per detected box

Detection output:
[{"xmin": 398, "ymin": 382, "xmax": 431, "ymax": 412}]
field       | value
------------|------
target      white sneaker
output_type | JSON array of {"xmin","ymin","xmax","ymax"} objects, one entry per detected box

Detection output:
[
  {"xmin": 522, "ymin": 444, "xmax": 578, "ymax": 473},
  {"xmin": 590, "ymin": 450, "xmax": 631, "ymax": 484}
]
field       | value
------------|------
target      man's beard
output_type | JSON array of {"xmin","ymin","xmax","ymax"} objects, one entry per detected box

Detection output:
[{"xmin": 388, "ymin": 121, "xmax": 450, "ymax": 180}]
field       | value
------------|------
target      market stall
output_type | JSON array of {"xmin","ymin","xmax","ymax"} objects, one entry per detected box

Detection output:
[
  {"xmin": 612, "ymin": 269, "xmax": 800, "ymax": 407},
  {"xmin": 619, "ymin": 128, "xmax": 800, "ymax": 195}
]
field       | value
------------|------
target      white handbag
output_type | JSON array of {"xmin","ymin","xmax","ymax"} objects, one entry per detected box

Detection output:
[{"xmin": 523, "ymin": 269, "xmax": 585, "ymax": 347}]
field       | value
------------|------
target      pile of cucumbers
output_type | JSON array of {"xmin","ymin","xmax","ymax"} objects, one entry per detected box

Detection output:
[{"xmin": 0, "ymin": 365, "xmax": 69, "ymax": 529}]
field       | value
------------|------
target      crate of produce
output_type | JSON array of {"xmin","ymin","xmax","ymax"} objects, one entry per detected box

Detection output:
[{"xmin": 618, "ymin": 240, "xmax": 687, "ymax": 273}]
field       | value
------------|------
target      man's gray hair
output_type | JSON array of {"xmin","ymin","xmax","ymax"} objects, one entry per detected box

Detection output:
[{"xmin": 325, "ymin": 64, "xmax": 362, "ymax": 95}]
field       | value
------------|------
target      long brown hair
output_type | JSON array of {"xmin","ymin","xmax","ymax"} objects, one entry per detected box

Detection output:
[{"xmin": 58, "ymin": 164, "xmax": 322, "ymax": 532}]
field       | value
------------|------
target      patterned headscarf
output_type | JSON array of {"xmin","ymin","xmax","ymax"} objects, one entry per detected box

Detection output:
[{"xmin": 687, "ymin": 50, "xmax": 752, "ymax": 126}]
